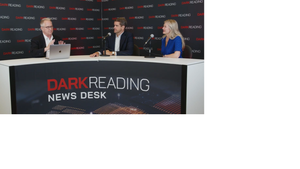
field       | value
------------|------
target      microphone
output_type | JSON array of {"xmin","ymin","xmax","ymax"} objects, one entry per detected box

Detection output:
[
  {"xmin": 144, "ymin": 34, "xmax": 154, "ymax": 45},
  {"xmin": 103, "ymin": 32, "xmax": 111, "ymax": 39}
]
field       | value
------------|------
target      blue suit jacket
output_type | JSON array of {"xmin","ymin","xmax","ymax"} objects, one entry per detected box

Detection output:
[{"xmin": 102, "ymin": 31, "xmax": 134, "ymax": 55}]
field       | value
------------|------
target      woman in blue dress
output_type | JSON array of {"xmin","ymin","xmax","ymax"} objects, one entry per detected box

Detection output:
[{"xmin": 161, "ymin": 19, "xmax": 185, "ymax": 58}]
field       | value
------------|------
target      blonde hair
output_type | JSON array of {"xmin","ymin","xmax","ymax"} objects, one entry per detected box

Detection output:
[
  {"xmin": 40, "ymin": 18, "xmax": 52, "ymax": 26},
  {"xmin": 162, "ymin": 19, "xmax": 185, "ymax": 49}
]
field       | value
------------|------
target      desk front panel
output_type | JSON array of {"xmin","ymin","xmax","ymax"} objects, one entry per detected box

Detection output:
[{"xmin": 10, "ymin": 61, "xmax": 186, "ymax": 114}]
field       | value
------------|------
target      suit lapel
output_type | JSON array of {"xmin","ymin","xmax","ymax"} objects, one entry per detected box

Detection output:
[
  {"xmin": 40, "ymin": 34, "xmax": 46, "ymax": 48},
  {"xmin": 110, "ymin": 34, "xmax": 115, "ymax": 50},
  {"xmin": 120, "ymin": 32, "xmax": 126, "ymax": 50}
]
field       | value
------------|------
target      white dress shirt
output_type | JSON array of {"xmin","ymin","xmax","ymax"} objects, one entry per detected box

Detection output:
[
  {"xmin": 114, "ymin": 32, "xmax": 123, "ymax": 53},
  {"xmin": 43, "ymin": 33, "xmax": 53, "ymax": 58}
]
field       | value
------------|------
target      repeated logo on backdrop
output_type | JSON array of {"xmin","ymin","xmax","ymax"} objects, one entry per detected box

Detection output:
[
  {"xmin": 102, "ymin": 0, "xmax": 204, "ymax": 59},
  {"xmin": 0, "ymin": 0, "xmax": 204, "ymax": 60},
  {"xmin": 0, "ymin": 0, "xmax": 101, "ymax": 60}
]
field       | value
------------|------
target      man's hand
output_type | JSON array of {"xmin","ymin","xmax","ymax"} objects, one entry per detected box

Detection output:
[
  {"xmin": 105, "ymin": 50, "xmax": 112, "ymax": 56},
  {"xmin": 44, "ymin": 39, "xmax": 55, "ymax": 52},
  {"xmin": 90, "ymin": 52, "xmax": 100, "ymax": 57}
]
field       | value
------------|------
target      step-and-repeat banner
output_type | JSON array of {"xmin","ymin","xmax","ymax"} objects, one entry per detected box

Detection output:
[
  {"xmin": 102, "ymin": 0, "xmax": 204, "ymax": 59},
  {"xmin": 0, "ymin": 0, "xmax": 102, "ymax": 60},
  {"xmin": 1, "ymin": 0, "xmax": 204, "ymax": 60}
]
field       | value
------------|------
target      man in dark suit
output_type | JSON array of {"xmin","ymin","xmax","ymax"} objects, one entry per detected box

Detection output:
[
  {"xmin": 30, "ymin": 18, "xmax": 65, "ymax": 57},
  {"xmin": 90, "ymin": 17, "xmax": 133, "ymax": 57}
]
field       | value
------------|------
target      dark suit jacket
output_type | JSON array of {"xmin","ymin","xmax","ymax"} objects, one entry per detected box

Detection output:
[
  {"xmin": 102, "ymin": 31, "xmax": 133, "ymax": 56},
  {"xmin": 30, "ymin": 33, "xmax": 62, "ymax": 57}
]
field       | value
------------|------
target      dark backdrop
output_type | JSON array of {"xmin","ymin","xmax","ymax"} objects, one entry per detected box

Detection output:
[
  {"xmin": 102, "ymin": 0, "xmax": 204, "ymax": 59},
  {"xmin": 0, "ymin": 0, "xmax": 102, "ymax": 60},
  {"xmin": 0, "ymin": 0, "xmax": 203, "ymax": 60}
]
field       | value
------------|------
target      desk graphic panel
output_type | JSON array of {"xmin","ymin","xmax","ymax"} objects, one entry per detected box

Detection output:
[{"xmin": 11, "ymin": 61, "xmax": 186, "ymax": 114}]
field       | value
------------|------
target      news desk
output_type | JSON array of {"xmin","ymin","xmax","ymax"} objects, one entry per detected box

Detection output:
[{"xmin": 0, "ymin": 56, "xmax": 204, "ymax": 114}]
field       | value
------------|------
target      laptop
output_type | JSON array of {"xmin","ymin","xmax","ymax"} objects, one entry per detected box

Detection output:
[{"xmin": 47, "ymin": 44, "xmax": 71, "ymax": 60}]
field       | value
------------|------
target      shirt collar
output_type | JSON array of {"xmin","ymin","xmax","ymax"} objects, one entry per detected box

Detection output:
[
  {"xmin": 116, "ymin": 31, "xmax": 124, "ymax": 38},
  {"xmin": 43, "ymin": 33, "xmax": 53, "ymax": 40}
]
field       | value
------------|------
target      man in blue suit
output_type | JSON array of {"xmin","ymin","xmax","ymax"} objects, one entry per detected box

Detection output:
[{"xmin": 90, "ymin": 17, "xmax": 133, "ymax": 57}]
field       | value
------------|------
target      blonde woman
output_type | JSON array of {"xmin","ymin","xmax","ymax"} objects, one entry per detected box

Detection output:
[{"xmin": 161, "ymin": 19, "xmax": 185, "ymax": 58}]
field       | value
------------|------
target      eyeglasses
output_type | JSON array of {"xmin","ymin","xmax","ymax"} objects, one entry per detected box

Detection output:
[{"xmin": 43, "ymin": 26, "xmax": 53, "ymax": 29}]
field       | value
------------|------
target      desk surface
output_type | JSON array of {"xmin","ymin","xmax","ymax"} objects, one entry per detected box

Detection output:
[{"xmin": 0, "ymin": 55, "xmax": 204, "ymax": 67}]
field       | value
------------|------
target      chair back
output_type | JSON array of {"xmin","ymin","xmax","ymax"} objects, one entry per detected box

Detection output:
[
  {"xmin": 182, "ymin": 45, "xmax": 192, "ymax": 58},
  {"xmin": 133, "ymin": 44, "xmax": 140, "ymax": 56}
]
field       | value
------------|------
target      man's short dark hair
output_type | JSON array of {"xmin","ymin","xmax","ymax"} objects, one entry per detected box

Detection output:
[{"xmin": 115, "ymin": 17, "xmax": 127, "ymax": 27}]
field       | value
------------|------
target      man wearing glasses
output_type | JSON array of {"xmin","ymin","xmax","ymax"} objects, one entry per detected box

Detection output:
[{"xmin": 30, "ymin": 18, "xmax": 65, "ymax": 57}]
